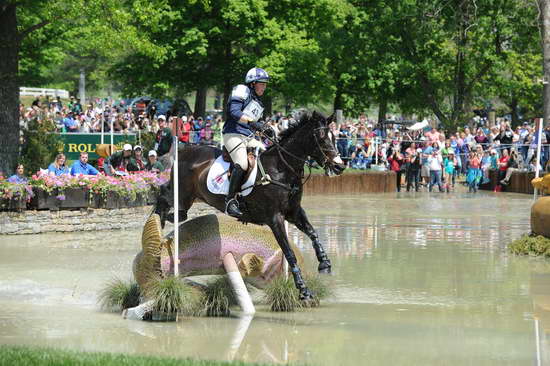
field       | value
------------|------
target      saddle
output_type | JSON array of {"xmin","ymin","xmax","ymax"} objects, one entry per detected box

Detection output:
[{"xmin": 222, "ymin": 146, "xmax": 256, "ymax": 180}]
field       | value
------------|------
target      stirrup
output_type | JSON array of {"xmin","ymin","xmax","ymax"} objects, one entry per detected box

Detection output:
[{"xmin": 225, "ymin": 198, "xmax": 243, "ymax": 217}]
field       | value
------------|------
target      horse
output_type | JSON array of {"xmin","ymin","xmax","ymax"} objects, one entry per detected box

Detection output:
[{"xmin": 154, "ymin": 111, "xmax": 346, "ymax": 301}]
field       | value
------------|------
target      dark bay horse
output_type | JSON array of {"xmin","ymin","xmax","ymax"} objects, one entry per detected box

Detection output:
[{"xmin": 155, "ymin": 111, "xmax": 346, "ymax": 301}]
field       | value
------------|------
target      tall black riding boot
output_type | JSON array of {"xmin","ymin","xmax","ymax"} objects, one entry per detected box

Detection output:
[{"xmin": 225, "ymin": 164, "xmax": 246, "ymax": 218}]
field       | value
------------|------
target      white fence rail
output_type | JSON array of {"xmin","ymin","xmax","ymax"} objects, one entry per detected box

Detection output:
[{"xmin": 20, "ymin": 87, "xmax": 69, "ymax": 99}]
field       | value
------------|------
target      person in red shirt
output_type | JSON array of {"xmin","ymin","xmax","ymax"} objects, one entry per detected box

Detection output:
[
  {"xmin": 498, "ymin": 148, "xmax": 510, "ymax": 186},
  {"xmin": 179, "ymin": 116, "xmax": 191, "ymax": 144},
  {"xmin": 388, "ymin": 148, "xmax": 404, "ymax": 192}
]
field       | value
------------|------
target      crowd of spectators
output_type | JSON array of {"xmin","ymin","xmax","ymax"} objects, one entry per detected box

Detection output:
[
  {"xmin": 328, "ymin": 116, "xmax": 550, "ymax": 192},
  {"xmin": 21, "ymin": 95, "xmax": 224, "ymax": 145},
  {"xmin": 17, "ymin": 95, "xmax": 550, "ymax": 194}
]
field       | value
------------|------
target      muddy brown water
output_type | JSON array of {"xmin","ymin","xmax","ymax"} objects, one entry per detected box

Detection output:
[{"xmin": 0, "ymin": 192, "xmax": 547, "ymax": 365}]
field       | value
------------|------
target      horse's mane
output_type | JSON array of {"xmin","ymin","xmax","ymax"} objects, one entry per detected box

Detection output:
[{"xmin": 276, "ymin": 110, "xmax": 327, "ymax": 143}]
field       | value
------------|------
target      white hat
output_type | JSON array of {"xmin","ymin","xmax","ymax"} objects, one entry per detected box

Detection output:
[
  {"xmin": 417, "ymin": 148, "xmax": 423, "ymax": 153},
  {"xmin": 134, "ymin": 145, "xmax": 142, "ymax": 151},
  {"xmin": 181, "ymin": 116, "xmax": 188, "ymax": 122},
  {"xmin": 158, "ymin": 115, "xmax": 166, "ymax": 120},
  {"xmin": 123, "ymin": 143, "xmax": 132, "ymax": 151},
  {"xmin": 148, "ymin": 150, "xmax": 157, "ymax": 157}
]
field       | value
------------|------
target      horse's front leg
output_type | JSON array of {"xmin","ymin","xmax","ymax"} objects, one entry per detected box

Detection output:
[
  {"xmin": 292, "ymin": 207, "xmax": 332, "ymax": 274},
  {"xmin": 269, "ymin": 213, "xmax": 314, "ymax": 301}
]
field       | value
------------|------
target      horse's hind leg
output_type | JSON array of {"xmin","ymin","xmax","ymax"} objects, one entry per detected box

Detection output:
[
  {"xmin": 292, "ymin": 207, "xmax": 332, "ymax": 274},
  {"xmin": 270, "ymin": 214, "xmax": 314, "ymax": 301}
]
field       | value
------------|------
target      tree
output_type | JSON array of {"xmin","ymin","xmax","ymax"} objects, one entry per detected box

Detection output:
[{"xmin": 0, "ymin": 0, "xmax": 163, "ymax": 175}]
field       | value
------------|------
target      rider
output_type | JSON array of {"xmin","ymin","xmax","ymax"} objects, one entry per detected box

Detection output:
[{"xmin": 223, "ymin": 67, "xmax": 270, "ymax": 218}]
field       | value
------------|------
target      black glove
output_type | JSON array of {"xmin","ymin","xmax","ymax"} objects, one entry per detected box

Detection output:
[
  {"xmin": 249, "ymin": 121, "xmax": 265, "ymax": 132},
  {"xmin": 263, "ymin": 127, "xmax": 275, "ymax": 139}
]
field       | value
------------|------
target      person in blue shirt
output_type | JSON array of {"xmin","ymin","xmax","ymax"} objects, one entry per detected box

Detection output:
[
  {"xmin": 7, "ymin": 164, "xmax": 27, "ymax": 183},
  {"xmin": 48, "ymin": 153, "xmax": 70, "ymax": 176},
  {"xmin": 70, "ymin": 152, "xmax": 99, "ymax": 176},
  {"xmin": 63, "ymin": 112, "xmax": 79, "ymax": 132},
  {"xmin": 222, "ymin": 67, "xmax": 271, "ymax": 218}
]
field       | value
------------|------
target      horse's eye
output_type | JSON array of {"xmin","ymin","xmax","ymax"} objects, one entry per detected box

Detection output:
[{"xmin": 318, "ymin": 129, "xmax": 325, "ymax": 138}]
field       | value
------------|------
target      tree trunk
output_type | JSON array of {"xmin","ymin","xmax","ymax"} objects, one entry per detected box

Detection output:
[
  {"xmin": 194, "ymin": 86, "xmax": 207, "ymax": 118},
  {"xmin": 540, "ymin": 0, "xmax": 550, "ymax": 128},
  {"xmin": 510, "ymin": 96, "xmax": 520, "ymax": 128},
  {"xmin": 333, "ymin": 82, "xmax": 343, "ymax": 112},
  {"xmin": 0, "ymin": 3, "xmax": 20, "ymax": 175},
  {"xmin": 377, "ymin": 97, "xmax": 387, "ymax": 124},
  {"xmin": 222, "ymin": 78, "xmax": 231, "ymax": 122}
]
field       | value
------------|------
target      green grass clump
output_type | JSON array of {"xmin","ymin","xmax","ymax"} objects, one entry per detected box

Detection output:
[
  {"xmin": 264, "ymin": 273, "xmax": 332, "ymax": 312},
  {"xmin": 264, "ymin": 275, "xmax": 302, "ymax": 312},
  {"xmin": 202, "ymin": 276, "xmax": 237, "ymax": 317},
  {"xmin": 98, "ymin": 278, "xmax": 141, "ymax": 311},
  {"xmin": 0, "ymin": 344, "xmax": 270, "ymax": 366},
  {"xmin": 144, "ymin": 276, "xmax": 204, "ymax": 316},
  {"xmin": 509, "ymin": 234, "xmax": 550, "ymax": 257},
  {"xmin": 303, "ymin": 273, "xmax": 332, "ymax": 300}
]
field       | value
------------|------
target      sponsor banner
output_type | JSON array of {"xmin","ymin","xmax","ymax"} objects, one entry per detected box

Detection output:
[{"xmin": 57, "ymin": 133, "xmax": 137, "ymax": 160}]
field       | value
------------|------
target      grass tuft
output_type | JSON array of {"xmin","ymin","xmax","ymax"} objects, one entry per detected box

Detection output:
[
  {"xmin": 509, "ymin": 234, "xmax": 550, "ymax": 257},
  {"xmin": 264, "ymin": 275, "xmax": 302, "ymax": 312},
  {"xmin": 98, "ymin": 278, "xmax": 141, "ymax": 311},
  {"xmin": 264, "ymin": 273, "xmax": 333, "ymax": 312},
  {"xmin": 202, "ymin": 277, "xmax": 237, "ymax": 317},
  {"xmin": 144, "ymin": 276, "xmax": 204, "ymax": 316}
]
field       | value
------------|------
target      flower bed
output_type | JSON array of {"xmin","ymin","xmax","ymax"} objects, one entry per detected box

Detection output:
[
  {"xmin": 0, "ymin": 171, "xmax": 169, "ymax": 211},
  {"xmin": 0, "ymin": 178, "xmax": 33, "ymax": 211}
]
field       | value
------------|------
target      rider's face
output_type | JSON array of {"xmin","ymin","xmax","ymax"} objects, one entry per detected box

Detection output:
[{"xmin": 254, "ymin": 82, "xmax": 267, "ymax": 96}]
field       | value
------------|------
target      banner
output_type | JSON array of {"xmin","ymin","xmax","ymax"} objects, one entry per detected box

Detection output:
[{"xmin": 57, "ymin": 133, "xmax": 137, "ymax": 160}]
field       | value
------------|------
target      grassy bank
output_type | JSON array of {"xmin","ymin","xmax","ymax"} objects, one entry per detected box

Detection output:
[{"xmin": 0, "ymin": 345, "xmax": 269, "ymax": 366}]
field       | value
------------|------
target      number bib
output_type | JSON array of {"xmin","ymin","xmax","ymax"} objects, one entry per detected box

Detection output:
[{"xmin": 242, "ymin": 99, "xmax": 264, "ymax": 122}]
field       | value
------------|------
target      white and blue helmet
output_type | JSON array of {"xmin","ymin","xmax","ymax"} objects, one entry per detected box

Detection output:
[{"xmin": 245, "ymin": 67, "xmax": 270, "ymax": 84}]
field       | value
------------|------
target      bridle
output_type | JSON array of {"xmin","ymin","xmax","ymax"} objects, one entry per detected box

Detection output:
[{"xmin": 260, "ymin": 125, "xmax": 339, "ymax": 187}]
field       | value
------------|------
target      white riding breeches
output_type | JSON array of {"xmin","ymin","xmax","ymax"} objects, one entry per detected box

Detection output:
[{"xmin": 223, "ymin": 133, "xmax": 265, "ymax": 171}]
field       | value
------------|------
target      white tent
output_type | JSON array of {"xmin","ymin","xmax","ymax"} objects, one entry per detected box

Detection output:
[{"xmin": 408, "ymin": 119, "xmax": 429, "ymax": 131}]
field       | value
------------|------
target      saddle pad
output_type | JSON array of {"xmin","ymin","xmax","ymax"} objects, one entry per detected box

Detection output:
[{"xmin": 206, "ymin": 155, "xmax": 258, "ymax": 197}]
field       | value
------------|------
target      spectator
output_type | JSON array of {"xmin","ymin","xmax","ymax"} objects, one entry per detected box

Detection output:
[
  {"xmin": 133, "ymin": 145, "xmax": 146, "ymax": 170},
  {"xmin": 7, "ymin": 164, "xmax": 27, "ymax": 183},
  {"xmin": 350, "ymin": 144, "xmax": 369, "ymax": 169},
  {"xmin": 47, "ymin": 153, "xmax": 70, "ymax": 176},
  {"xmin": 105, "ymin": 144, "xmax": 139, "ymax": 175},
  {"xmin": 497, "ymin": 148, "xmax": 510, "ymax": 185},
  {"xmin": 466, "ymin": 151, "xmax": 482, "ymax": 193},
  {"xmin": 71, "ymin": 152, "xmax": 99, "ymax": 176},
  {"xmin": 474, "ymin": 128, "xmax": 489, "ymax": 147},
  {"xmin": 146, "ymin": 150, "xmax": 164, "ymax": 173},
  {"xmin": 406, "ymin": 148, "xmax": 422, "ymax": 192},
  {"xmin": 443, "ymin": 151, "xmax": 456, "ymax": 192},
  {"xmin": 388, "ymin": 148, "xmax": 404, "ymax": 192},
  {"xmin": 179, "ymin": 116, "xmax": 191, "ymax": 144},
  {"xmin": 63, "ymin": 112, "xmax": 79, "ymax": 133},
  {"xmin": 155, "ymin": 115, "xmax": 173, "ymax": 157},
  {"xmin": 428, "ymin": 148, "xmax": 444, "ymax": 192},
  {"xmin": 500, "ymin": 150, "xmax": 520, "ymax": 186},
  {"xmin": 421, "ymin": 142, "xmax": 434, "ymax": 187}
]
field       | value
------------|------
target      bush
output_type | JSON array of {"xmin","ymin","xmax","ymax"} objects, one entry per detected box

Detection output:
[
  {"xmin": 144, "ymin": 276, "xmax": 204, "ymax": 316},
  {"xmin": 202, "ymin": 277, "xmax": 237, "ymax": 317},
  {"xmin": 509, "ymin": 234, "xmax": 550, "ymax": 257},
  {"xmin": 20, "ymin": 119, "xmax": 63, "ymax": 174},
  {"xmin": 98, "ymin": 278, "xmax": 141, "ymax": 311}
]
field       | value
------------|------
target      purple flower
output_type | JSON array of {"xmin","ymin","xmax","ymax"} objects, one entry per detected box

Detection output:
[{"xmin": 56, "ymin": 194, "xmax": 66, "ymax": 201}]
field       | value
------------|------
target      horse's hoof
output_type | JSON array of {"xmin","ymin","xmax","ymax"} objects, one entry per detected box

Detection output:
[
  {"xmin": 299, "ymin": 289, "xmax": 319, "ymax": 307},
  {"xmin": 318, "ymin": 260, "xmax": 332, "ymax": 274}
]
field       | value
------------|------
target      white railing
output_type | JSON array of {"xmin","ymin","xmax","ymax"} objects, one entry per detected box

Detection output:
[{"xmin": 20, "ymin": 87, "xmax": 69, "ymax": 99}]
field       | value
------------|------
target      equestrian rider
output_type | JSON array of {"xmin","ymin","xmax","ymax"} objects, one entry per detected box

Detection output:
[{"xmin": 223, "ymin": 67, "xmax": 270, "ymax": 218}]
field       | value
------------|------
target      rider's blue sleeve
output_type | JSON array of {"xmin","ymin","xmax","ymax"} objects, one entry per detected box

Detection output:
[{"xmin": 229, "ymin": 98, "xmax": 244, "ymax": 121}]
